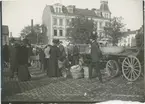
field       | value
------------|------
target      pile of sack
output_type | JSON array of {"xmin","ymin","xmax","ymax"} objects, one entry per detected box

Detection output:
[{"xmin": 70, "ymin": 65, "xmax": 84, "ymax": 79}]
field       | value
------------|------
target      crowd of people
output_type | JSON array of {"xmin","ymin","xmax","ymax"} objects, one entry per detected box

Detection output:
[
  {"xmin": 3, "ymin": 34, "xmax": 103, "ymax": 83},
  {"xmin": 3, "ymin": 38, "xmax": 80, "ymax": 81}
]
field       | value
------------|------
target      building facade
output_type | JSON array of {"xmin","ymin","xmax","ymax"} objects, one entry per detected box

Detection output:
[
  {"xmin": 2, "ymin": 25, "xmax": 9, "ymax": 45},
  {"xmin": 42, "ymin": 0, "xmax": 111, "ymax": 44},
  {"xmin": 118, "ymin": 30, "xmax": 137, "ymax": 47}
]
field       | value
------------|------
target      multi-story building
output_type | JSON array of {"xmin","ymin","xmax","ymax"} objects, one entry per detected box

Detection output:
[
  {"xmin": 2, "ymin": 25, "xmax": 9, "ymax": 45},
  {"xmin": 118, "ymin": 29, "xmax": 137, "ymax": 47},
  {"xmin": 42, "ymin": 0, "xmax": 111, "ymax": 44}
]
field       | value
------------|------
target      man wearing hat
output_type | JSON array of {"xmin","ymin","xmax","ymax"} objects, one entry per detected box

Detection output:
[{"xmin": 89, "ymin": 32, "xmax": 103, "ymax": 83}]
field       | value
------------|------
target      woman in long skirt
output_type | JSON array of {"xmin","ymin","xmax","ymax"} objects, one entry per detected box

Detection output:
[{"xmin": 44, "ymin": 45, "xmax": 51, "ymax": 74}]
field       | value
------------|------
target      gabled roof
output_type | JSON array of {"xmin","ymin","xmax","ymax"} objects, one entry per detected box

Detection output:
[{"xmin": 2, "ymin": 25, "xmax": 9, "ymax": 35}]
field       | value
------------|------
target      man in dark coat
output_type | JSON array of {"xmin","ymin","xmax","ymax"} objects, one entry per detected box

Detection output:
[
  {"xmin": 49, "ymin": 39, "xmax": 61, "ymax": 77},
  {"xmin": 89, "ymin": 33, "xmax": 103, "ymax": 83},
  {"xmin": 39, "ymin": 46, "xmax": 45, "ymax": 71},
  {"xmin": 9, "ymin": 41, "xmax": 18, "ymax": 78},
  {"xmin": 17, "ymin": 39, "xmax": 31, "ymax": 81},
  {"xmin": 3, "ymin": 43, "xmax": 9, "ymax": 64},
  {"xmin": 72, "ymin": 44, "xmax": 79, "ymax": 65}
]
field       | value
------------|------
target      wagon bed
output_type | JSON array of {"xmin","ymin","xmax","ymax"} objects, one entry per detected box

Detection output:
[{"xmin": 101, "ymin": 46, "xmax": 143, "ymax": 82}]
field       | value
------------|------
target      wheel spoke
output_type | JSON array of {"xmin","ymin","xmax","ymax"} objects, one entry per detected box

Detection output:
[
  {"xmin": 132, "ymin": 71, "xmax": 135, "ymax": 79},
  {"xmin": 133, "ymin": 70, "xmax": 138, "ymax": 77},
  {"xmin": 134, "ymin": 65, "xmax": 139, "ymax": 68},
  {"xmin": 123, "ymin": 64, "xmax": 129, "ymax": 68},
  {"xmin": 127, "ymin": 58, "xmax": 131, "ymax": 65},
  {"xmin": 108, "ymin": 63, "xmax": 112, "ymax": 67},
  {"xmin": 124, "ymin": 60, "xmax": 130, "ymax": 66},
  {"xmin": 134, "ymin": 68, "xmax": 140, "ymax": 72},
  {"xmin": 130, "ymin": 57, "xmax": 133, "ymax": 65},
  {"xmin": 130, "ymin": 71, "xmax": 133, "ymax": 80},
  {"xmin": 124, "ymin": 68, "xmax": 130, "ymax": 74},
  {"xmin": 132, "ymin": 57, "xmax": 135, "ymax": 64},
  {"xmin": 134, "ymin": 61, "xmax": 138, "ymax": 66},
  {"xmin": 124, "ymin": 68, "xmax": 129, "ymax": 70},
  {"xmin": 127, "ymin": 71, "xmax": 132, "ymax": 79}
]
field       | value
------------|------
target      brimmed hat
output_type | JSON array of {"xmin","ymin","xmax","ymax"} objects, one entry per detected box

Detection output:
[
  {"xmin": 53, "ymin": 39, "xmax": 59, "ymax": 44},
  {"xmin": 90, "ymin": 31, "xmax": 98, "ymax": 40}
]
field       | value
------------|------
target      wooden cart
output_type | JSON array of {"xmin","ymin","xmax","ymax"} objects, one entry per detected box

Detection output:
[
  {"xmin": 102, "ymin": 45, "xmax": 144, "ymax": 81},
  {"xmin": 77, "ymin": 44, "xmax": 144, "ymax": 82}
]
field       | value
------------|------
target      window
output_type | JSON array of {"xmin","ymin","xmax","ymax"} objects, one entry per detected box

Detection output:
[
  {"xmin": 53, "ymin": 18, "xmax": 57, "ymax": 25},
  {"xmin": 59, "ymin": 8, "xmax": 61, "ymax": 13},
  {"xmin": 71, "ymin": 18, "xmax": 74, "ymax": 22},
  {"xmin": 59, "ymin": 30, "xmax": 63, "ymax": 36},
  {"xmin": 59, "ymin": 18, "xmax": 63, "ymax": 26},
  {"xmin": 56, "ymin": 7, "xmax": 59, "ymax": 13},
  {"xmin": 95, "ymin": 21, "xmax": 98, "ymax": 27},
  {"xmin": 99, "ymin": 22, "xmax": 102, "ymax": 28},
  {"xmin": 66, "ymin": 19, "xmax": 70, "ymax": 26},
  {"xmin": 54, "ymin": 29, "xmax": 57, "ymax": 36},
  {"xmin": 105, "ymin": 22, "xmax": 107, "ymax": 26},
  {"xmin": 106, "ymin": 14, "xmax": 107, "ymax": 18},
  {"xmin": 105, "ymin": 14, "xmax": 107, "ymax": 18},
  {"xmin": 68, "ymin": 8, "xmax": 73, "ymax": 13}
]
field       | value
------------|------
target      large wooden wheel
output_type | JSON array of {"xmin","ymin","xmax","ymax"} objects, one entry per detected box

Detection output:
[
  {"xmin": 106, "ymin": 60, "xmax": 120, "ymax": 77},
  {"xmin": 122, "ymin": 55, "xmax": 141, "ymax": 81}
]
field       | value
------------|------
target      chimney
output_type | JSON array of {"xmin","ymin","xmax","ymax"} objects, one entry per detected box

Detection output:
[
  {"xmin": 127, "ymin": 29, "xmax": 130, "ymax": 32},
  {"xmin": 101, "ymin": 0, "xmax": 108, "ymax": 4},
  {"xmin": 10, "ymin": 32, "xmax": 12, "ymax": 37},
  {"xmin": 31, "ymin": 19, "xmax": 33, "ymax": 31},
  {"xmin": 92, "ymin": 8, "xmax": 96, "ymax": 11}
]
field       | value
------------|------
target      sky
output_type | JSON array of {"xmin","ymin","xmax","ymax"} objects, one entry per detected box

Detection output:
[{"xmin": 2, "ymin": 0, "xmax": 143, "ymax": 37}]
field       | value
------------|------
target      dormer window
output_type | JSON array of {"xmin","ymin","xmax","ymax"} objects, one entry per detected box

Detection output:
[
  {"xmin": 53, "ymin": 3, "xmax": 63, "ymax": 13},
  {"xmin": 55, "ymin": 7, "xmax": 62, "ymax": 13},
  {"xmin": 68, "ymin": 8, "xmax": 73, "ymax": 13},
  {"xmin": 67, "ymin": 5, "xmax": 75, "ymax": 13}
]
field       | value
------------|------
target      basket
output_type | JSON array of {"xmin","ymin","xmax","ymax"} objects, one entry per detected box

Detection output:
[
  {"xmin": 70, "ymin": 65, "xmax": 84, "ymax": 79},
  {"xmin": 71, "ymin": 72, "xmax": 83, "ymax": 79}
]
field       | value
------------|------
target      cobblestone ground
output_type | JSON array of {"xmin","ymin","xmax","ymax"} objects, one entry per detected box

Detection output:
[{"xmin": 1, "ymin": 66, "xmax": 145, "ymax": 102}]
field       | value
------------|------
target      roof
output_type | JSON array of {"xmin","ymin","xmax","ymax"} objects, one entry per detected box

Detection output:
[
  {"xmin": 2, "ymin": 25, "xmax": 9, "ymax": 35},
  {"xmin": 121, "ymin": 30, "xmax": 137, "ymax": 37},
  {"xmin": 123, "ymin": 30, "xmax": 137, "ymax": 35},
  {"xmin": 48, "ymin": 5, "xmax": 108, "ymax": 19},
  {"xmin": 74, "ymin": 8, "xmax": 97, "ymax": 17}
]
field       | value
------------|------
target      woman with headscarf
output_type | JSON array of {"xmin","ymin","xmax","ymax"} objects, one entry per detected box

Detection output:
[{"xmin": 48, "ymin": 39, "xmax": 61, "ymax": 77}]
